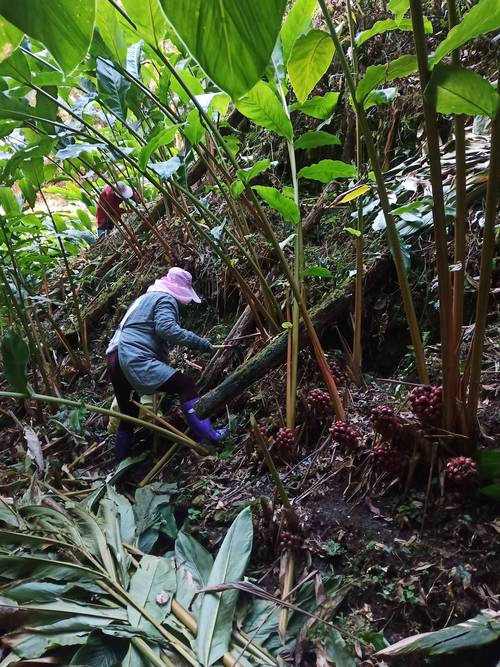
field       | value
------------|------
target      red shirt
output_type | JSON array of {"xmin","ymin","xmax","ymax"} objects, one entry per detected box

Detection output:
[{"xmin": 96, "ymin": 185, "xmax": 140, "ymax": 228}]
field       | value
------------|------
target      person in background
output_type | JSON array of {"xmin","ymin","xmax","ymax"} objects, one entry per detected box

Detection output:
[
  {"xmin": 106, "ymin": 267, "xmax": 225, "ymax": 462},
  {"xmin": 96, "ymin": 181, "xmax": 141, "ymax": 238}
]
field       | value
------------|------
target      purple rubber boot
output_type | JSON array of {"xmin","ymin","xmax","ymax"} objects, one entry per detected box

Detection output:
[
  {"xmin": 115, "ymin": 429, "xmax": 134, "ymax": 462},
  {"xmin": 182, "ymin": 399, "xmax": 226, "ymax": 444}
]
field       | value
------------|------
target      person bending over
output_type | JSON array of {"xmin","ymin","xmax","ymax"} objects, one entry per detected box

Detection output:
[
  {"xmin": 96, "ymin": 181, "xmax": 141, "ymax": 238},
  {"xmin": 106, "ymin": 267, "xmax": 224, "ymax": 461}
]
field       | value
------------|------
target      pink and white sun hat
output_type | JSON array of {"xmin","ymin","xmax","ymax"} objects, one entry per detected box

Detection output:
[
  {"xmin": 116, "ymin": 181, "xmax": 133, "ymax": 199},
  {"xmin": 147, "ymin": 267, "xmax": 201, "ymax": 305}
]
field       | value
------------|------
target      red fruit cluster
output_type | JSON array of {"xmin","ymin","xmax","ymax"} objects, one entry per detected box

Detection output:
[
  {"xmin": 445, "ymin": 456, "xmax": 479, "ymax": 487},
  {"xmin": 306, "ymin": 388, "xmax": 331, "ymax": 414},
  {"xmin": 330, "ymin": 420, "xmax": 359, "ymax": 450},
  {"xmin": 370, "ymin": 442, "xmax": 402, "ymax": 475},
  {"xmin": 280, "ymin": 530, "xmax": 301, "ymax": 549},
  {"xmin": 329, "ymin": 360, "xmax": 345, "ymax": 387},
  {"xmin": 409, "ymin": 385, "xmax": 443, "ymax": 424},
  {"xmin": 275, "ymin": 427, "xmax": 295, "ymax": 452},
  {"xmin": 371, "ymin": 406, "xmax": 401, "ymax": 440}
]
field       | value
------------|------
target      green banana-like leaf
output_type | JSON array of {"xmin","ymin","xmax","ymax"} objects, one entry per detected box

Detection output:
[
  {"xmin": 122, "ymin": 0, "xmax": 166, "ymax": 47},
  {"xmin": 288, "ymin": 29, "xmax": 334, "ymax": 104},
  {"xmin": 432, "ymin": 0, "xmax": 500, "ymax": 65},
  {"xmin": 425, "ymin": 64, "xmax": 499, "ymax": 119},
  {"xmin": 160, "ymin": 0, "xmax": 287, "ymax": 100},
  {"xmin": 236, "ymin": 81, "xmax": 293, "ymax": 141},
  {"xmin": 280, "ymin": 0, "xmax": 318, "ymax": 64},
  {"xmin": 175, "ymin": 532, "xmax": 213, "ymax": 613},
  {"xmin": 127, "ymin": 554, "xmax": 176, "ymax": 635},
  {"xmin": 96, "ymin": 57, "xmax": 130, "ymax": 120},
  {"xmin": 196, "ymin": 507, "xmax": 253, "ymax": 666},
  {"xmin": 1, "ymin": 329, "xmax": 29, "ymax": 394},
  {"xmin": 0, "ymin": 0, "xmax": 95, "ymax": 74}
]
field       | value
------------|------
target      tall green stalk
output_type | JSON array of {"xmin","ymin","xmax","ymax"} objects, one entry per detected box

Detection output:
[
  {"xmin": 465, "ymin": 75, "xmax": 500, "ymax": 434},
  {"xmin": 408, "ymin": 0, "xmax": 455, "ymax": 428},
  {"xmin": 319, "ymin": 0, "xmax": 429, "ymax": 385},
  {"xmin": 346, "ymin": 0, "xmax": 364, "ymax": 380},
  {"xmin": 275, "ymin": 67, "xmax": 302, "ymax": 429},
  {"xmin": 447, "ymin": 0, "xmax": 467, "ymax": 421}
]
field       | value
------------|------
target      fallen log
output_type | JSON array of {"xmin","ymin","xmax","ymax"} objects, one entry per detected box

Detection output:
[{"xmin": 196, "ymin": 256, "xmax": 393, "ymax": 418}]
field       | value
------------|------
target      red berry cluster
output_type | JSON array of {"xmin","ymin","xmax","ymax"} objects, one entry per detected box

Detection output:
[
  {"xmin": 371, "ymin": 406, "xmax": 401, "ymax": 440},
  {"xmin": 329, "ymin": 360, "xmax": 345, "ymax": 387},
  {"xmin": 445, "ymin": 456, "xmax": 479, "ymax": 488},
  {"xmin": 275, "ymin": 427, "xmax": 295, "ymax": 452},
  {"xmin": 370, "ymin": 442, "xmax": 402, "ymax": 475},
  {"xmin": 257, "ymin": 423, "xmax": 270, "ymax": 440},
  {"xmin": 409, "ymin": 385, "xmax": 443, "ymax": 425},
  {"xmin": 306, "ymin": 388, "xmax": 331, "ymax": 414},
  {"xmin": 330, "ymin": 420, "xmax": 359, "ymax": 450},
  {"xmin": 280, "ymin": 530, "xmax": 301, "ymax": 549}
]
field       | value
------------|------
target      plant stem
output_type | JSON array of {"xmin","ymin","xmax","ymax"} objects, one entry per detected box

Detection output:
[
  {"xmin": 346, "ymin": 0, "xmax": 364, "ymax": 380},
  {"xmin": 276, "ymin": 68, "xmax": 301, "ymax": 429},
  {"xmin": 409, "ymin": 0, "xmax": 455, "ymax": 427},
  {"xmin": 465, "ymin": 75, "xmax": 500, "ymax": 434},
  {"xmin": 319, "ymin": 0, "xmax": 429, "ymax": 385},
  {"xmin": 0, "ymin": 390, "xmax": 209, "ymax": 455},
  {"xmin": 447, "ymin": 0, "xmax": 467, "ymax": 421},
  {"xmin": 251, "ymin": 414, "xmax": 292, "ymax": 509}
]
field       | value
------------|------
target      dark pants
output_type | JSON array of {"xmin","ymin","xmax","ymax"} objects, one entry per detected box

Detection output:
[
  {"xmin": 98, "ymin": 220, "xmax": 114, "ymax": 238},
  {"xmin": 106, "ymin": 349, "xmax": 198, "ymax": 435}
]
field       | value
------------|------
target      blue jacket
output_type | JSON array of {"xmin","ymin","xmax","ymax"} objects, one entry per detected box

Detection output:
[{"xmin": 117, "ymin": 291, "xmax": 211, "ymax": 395}]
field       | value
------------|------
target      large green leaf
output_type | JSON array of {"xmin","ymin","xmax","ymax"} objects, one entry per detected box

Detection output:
[
  {"xmin": 0, "ymin": 17, "xmax": 23, "ymax": 63},
  {"xmin": 298, "ymin": 159, "xmax": 357, "ymax": 183},
  {"xmin": 288, "ymin": 30, "xmax": 334, "ymax": 103},
  {"xmin": 138, "ymin": 125, "xmax": 179, "ymax": 170},
  {"xmin": 290, "ymin": 91, "xmax": 340, "ymax": 119},
  {"xmin": 70, "ymin": 631, "xmax": 129, "ymax": 666},
  {"xmin": 127, "ymin": 554, "xmax": 176, "ymax": 634},
  {"xmin": 184, "ymin": 108, "xmax": 204, "ymax": 146},
  {"xmin": 236, "ymin": 81, "xmax": 293, "ymax": 141},
  {"xmin": 96, "ymin": 58, "xmax": 130, "ymax": 120},
  {"xmin": 196, "ymin": 507, "xmax": 253, "ymax": 666},
  {"xmin": 0, "ymin": 555, "xmax": 101, "ymax": 582},
  {"xmin": 280, "ymin": 0, "xmax": 318, "ymax": 63},
  {"xmin": 432, "ymin": 0, "xmax": 500, "ymax": 65},
  {"xmin": 149, "ymin": 156, "xmax": 181, "ymax": 182},
  {"xmin": 175, "ymin": 532, "xmax": 213, "ymax": 613},
  {"xmin": 0, "ymin": 48, "xmax": 31, "ymax": 83},
  {"xmin": 133, "ymin": 483, "xmax": 177, "ymax": 552},
  {"xmin": 425, "ymin": 64, "xmax": 499, "ymax": 119},
  {"xmin": 160, "ymin": 0, "xmax": 287, "ymax": 99},
  {"xmin": 253, "ymin": 185, "xmax": 300, "ymax": 224},
  {"xmin": 96, "ymin": 0, "xmax": 128, "ymax": 65},
  {"xmin": 122, "ymin": 0, "xmax": 166, "ymax": 46},
  {"xmin": 364, "ymin": 86, "xmax": 398, "ymax": 110},
  {"xmin": 388, "ymin": 0, "xmax": 409, "ymax": 19},
  {"xmin": 1, "ymin": 329, "xmax": 29, "ymax": 394},
  {"xmin": 55, "ymin": 143, "xmax": 104, "ymax": 161},
  {"xmin": 294, "ymin": 130, "xmax": 341, "ymax": 149},
  {"xmin": 477, "ymin": 449, "xmax": 500, "ymax": 482},
  {"xmin": 325, "ymin": 628, "xmax": 356, "ymax": 667},
  {"xmin": 356, "ymin": 54, "xmax": 417, "ymax": 102},
  {"xmin": 377, "ymin": 610, "xmax": 500, "ymax": 659},
  {"xmin": 356, "ymin": 17, "xmax": 432, "ymax": 47},
  {"xmin": 0, "ymin": 91, "xmax": 29, "ymax": 121},
  {"xmin": 0, "ymin": 0, "xmax": 95, "ymax": 74}
]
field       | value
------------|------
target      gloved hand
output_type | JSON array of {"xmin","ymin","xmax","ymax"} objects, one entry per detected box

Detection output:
[{"xmin": 199, "ymin": 337, "xmax": 213, "ymax": 353}]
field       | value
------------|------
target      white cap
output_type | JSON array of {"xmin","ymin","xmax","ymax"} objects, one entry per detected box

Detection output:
[{"xmin": 116, "ymin": 181, "xmax": 133, "ymax": 199}]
